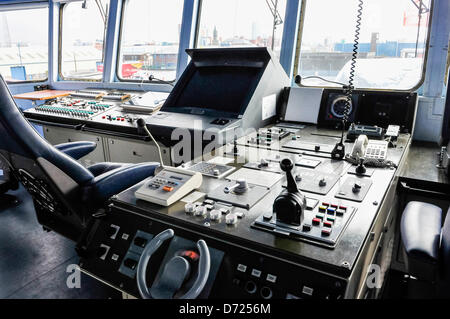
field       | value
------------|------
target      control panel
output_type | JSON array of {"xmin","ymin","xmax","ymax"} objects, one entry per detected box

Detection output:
[
  {"xmin": 29, "ymin": 98, "xmax": 115, "ymax": 122},
  {"xmin": 347, "ymin": 124, "xmax": 384, "ymax": 141},
  {"xmin": 254, "ymin": 201, "xmax": 356, "ymax": 247},
  {"xmin": 78, "ymin": 118, "xmax": 410, "ymax": 299},
  {"xmin": 135, "ymin": 167, "xmax": 203, "ymax": 206},
  {"xmin": 79, "ymin": 208, "xmax": 348, "ymax": 299},
  {"xmin": 243, "ymin": 127, "xmax": 292, "ymax": 148},
  {"xmin": 90, "ymin": 109, "xmax": 141, "ymax": 126},
  {"xmin": 23, "ymin": 89, "xmax": 159, "ymax": 129}
]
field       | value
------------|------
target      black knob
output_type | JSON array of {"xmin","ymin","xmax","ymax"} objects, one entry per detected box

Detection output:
[
  {"xmin": 137, "ymin": 118, "xmax": 146, "ymax": 128},
  {"xmin": 280, "ymin": 158, "xmax": 294, "ymax": 172},
  {"xmin": 274, "ymin": 158, "xmax": 306, "ymax": 226},
  {"xmin": 355, "ymin": 158, "xmax": 367, "ymax": 176},
  {"xmin": 280, "ymin": 158, "xmax": 298, "ymax": 194}
]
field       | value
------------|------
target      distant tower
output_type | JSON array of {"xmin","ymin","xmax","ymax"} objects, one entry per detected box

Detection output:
[
  {"xmin": 212, "ymin": 26, "xmax": 219, "ymax": 46},
  {"xmin": 0, "ymin": 14, "xmax": 12, "ymax": 48},
  {"xmin": 370, "ymin": 32, "xmax": 379, "ymax": 54}
]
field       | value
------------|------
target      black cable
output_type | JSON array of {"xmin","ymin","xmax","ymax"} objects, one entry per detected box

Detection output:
[
  {"xmin": 148, "ymin": 75, "xmax": 175, "ymax": 87},
  {"xmin": 331, "ymin": 0, "xmax": 364, "ymax": 160},
  {"xmin": 295, "ymin": 75, "xmax": 348, "ymax": 87},
  {"xmin": 343, "ymin": 0, "xmax": 363, "ymax": 130}
]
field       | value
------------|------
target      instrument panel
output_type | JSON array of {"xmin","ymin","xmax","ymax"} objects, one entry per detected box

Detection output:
[
  {"xmin": 23, "ymin": 89, "xmax": 165, "ymax": 130},
  {"xmin": 78, "ymin": 122, "xmax": 410, "ymax": 299}
]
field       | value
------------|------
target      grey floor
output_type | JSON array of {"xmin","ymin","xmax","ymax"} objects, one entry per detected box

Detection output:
[{"xmin": 0, "ymin": 186, "xmax": 121, "ymax": 299}]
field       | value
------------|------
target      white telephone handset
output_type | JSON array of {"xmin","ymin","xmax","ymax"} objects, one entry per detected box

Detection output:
[{"xmin": 352, "ymin": 135, "xmax": 369, "ymax": 158}]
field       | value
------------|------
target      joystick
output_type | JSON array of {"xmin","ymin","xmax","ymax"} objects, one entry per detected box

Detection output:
[
  {"xmin": 355, "ymin": 158, "xmax": 367, "ymax": 176},
  {"xmin": 273, "ymin": 158, "xmax": 306, "ymax": 226}
]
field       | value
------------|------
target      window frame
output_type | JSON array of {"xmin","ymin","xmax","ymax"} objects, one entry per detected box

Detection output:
[
  {"xmin": 58, "ymin": 2, "xmax": 109, "ymax": 82},
  {"xmin": 115, "ymin": 0, "xmax": 184, "ymax": 84},
  {"xmin": 2, "ymin": 3, "xmax": 49, "ymax": 84},
  {"xmin": 293, "ymin": 0, "xmax": 435, "ymax": 92}
]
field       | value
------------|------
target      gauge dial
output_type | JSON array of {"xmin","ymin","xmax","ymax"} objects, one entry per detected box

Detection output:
[{"xmin": 330, "ymin": 96, "xmax": 352, "ymax": 119}]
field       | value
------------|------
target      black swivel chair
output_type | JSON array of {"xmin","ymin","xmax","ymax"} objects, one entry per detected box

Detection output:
[
  {"xmin": 400, "ymin": 201, "xmax": 450, "ymax": 298},
  {"xmin": 0, "ymin": 165, "xmax": 19, "ymax": 208},
  {"xmin": 0, "ymin": 75, "xmax": 159, "ymax": 241}
]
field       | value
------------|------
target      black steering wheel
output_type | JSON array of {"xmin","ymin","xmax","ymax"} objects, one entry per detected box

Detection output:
[{"xmin": 136, "ymin": 229, "xmax": 211, "ymax": 299}]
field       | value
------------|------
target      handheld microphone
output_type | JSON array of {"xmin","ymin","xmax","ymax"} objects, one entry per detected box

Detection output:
[{"xmin": 137, "ymin": 118, "xmax": 165, "ymax": 168}]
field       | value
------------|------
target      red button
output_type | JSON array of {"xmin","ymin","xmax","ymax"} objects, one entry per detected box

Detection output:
[
  {"xmin": 322, "ymin": 229, "xmax": 332, "ymax": 236},
  {"xmin": 323, "ymin": 221, "xmax": 333, "ymax": 228},
  {"xmin": 312, "ymin": 218, "xmax": 321, "ymax": 225},
  {"xmin": 102, "ymin": 116, "xmax": 106, "ymax": 119},
  {"xmin": 182, "ymin": 250, "xmax": 199, "ymax": 261},
  {"xmin": 322, "ymin": 202, "xmax": 330, "ymax": 207},
  {"xmin": 339, "ymin": 206, "xmax": 347, "ymax": 211}
]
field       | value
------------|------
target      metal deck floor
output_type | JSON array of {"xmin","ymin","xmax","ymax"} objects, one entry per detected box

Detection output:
[{"xmin": 0, "ymin": 186, "xmax": 121, "ymax": 299}]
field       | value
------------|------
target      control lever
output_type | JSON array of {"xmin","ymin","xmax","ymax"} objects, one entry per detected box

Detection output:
[
  {"xmin": 355, "ymin": 158, "xmax": 367, "ymax": 176},
  {"xmin": 137, "ymin": 229, "xmax": 211, "ymax": 299},
  {"xmin": 273, "ymin": 158, "xmax": 306, "ymax": 226},
  {"xmin": 224, "ymin": 179, "xmax": 248, "ymax": 194}
]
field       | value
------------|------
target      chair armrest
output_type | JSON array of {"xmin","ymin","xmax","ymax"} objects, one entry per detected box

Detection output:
[
  {"xmin": 401, "ymin": 201, "xmax": 442, "ymax": 281},
  {"xmin": 54, "ymin": 141, "xmax": 97, "ymax": 160},
  {"xmin": 83, "ymin": 162, "xmax": 159, "ymax": 208}
]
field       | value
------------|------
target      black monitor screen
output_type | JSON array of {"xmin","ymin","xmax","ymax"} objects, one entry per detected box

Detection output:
[{"xmin": 165, "ymin": 65, "xmax": 261, "ymax": 116}]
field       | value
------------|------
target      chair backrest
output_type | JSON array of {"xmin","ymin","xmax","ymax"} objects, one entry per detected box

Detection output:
[{"xmin": 0, "ymin": 74, "xmax": 94, "ymax": 240}]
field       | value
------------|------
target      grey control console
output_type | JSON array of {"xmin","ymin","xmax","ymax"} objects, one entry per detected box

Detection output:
[{"xmin": 78, "ymin": 122, "xmax": 411, "ymax": 299}]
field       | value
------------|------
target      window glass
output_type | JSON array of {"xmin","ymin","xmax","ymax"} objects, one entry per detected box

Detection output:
[
  {"xmin": 196, "ymin": 0, "xmax": 287, "ymax": 59},
  {"xmin": 0, "ymin": 7, "xmax": 48, "ymax": 82},
  {"xmin": 297, "ymin": 0, "xmax": 431, "ymax": 90},
  {"xmin": 118, "ymin": 0, "xmax": 184, "ymax": 82},
  {"xmin": 60, "ymin": 0, "xmax": 110, "ymax": 80}
]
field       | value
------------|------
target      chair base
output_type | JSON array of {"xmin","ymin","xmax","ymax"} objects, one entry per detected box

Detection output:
[
  {"xmin": 0, "ymin": 194, "xmax": 20, "ymax": 209},
  {"xmin": 405, "ymin": 275, "xmax": 438, "ymax": 299}
]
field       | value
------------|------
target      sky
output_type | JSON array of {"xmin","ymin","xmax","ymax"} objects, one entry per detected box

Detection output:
[
  {"xmin": 0, "ymin": 0, "xmax": 431, "ymax": 48},
  {"xmin": 301, "ymin": 0, "xmax": 431, "ymax": 46}
]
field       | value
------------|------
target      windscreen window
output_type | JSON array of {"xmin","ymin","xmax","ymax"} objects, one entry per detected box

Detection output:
[
  {"xmin": 196, "ymin": 0, "xmax": 287, "ymax": 60},
  {"xmin": 0, "ymin": 7, "xmax": 48, "ymax": 82},
  {"xmin": 60, "ymin": 0, "xmax": 110, "ymax": 81},
  {"xmin": 296, "ymin": 0, "xmax": 431, "ymax": 90},
  {"xmin": 118, "ymin": 0, "xmax": 184, "ymax": 82}
]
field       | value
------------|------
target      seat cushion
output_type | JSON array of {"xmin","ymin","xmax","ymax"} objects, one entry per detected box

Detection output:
[
  {"xmin": 87, "ymin": 162, "xmax": 130, "ymax": 177},
  {"xmin": 401, "ymin": 201, "xmax": 442, "ymax": 262}
]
